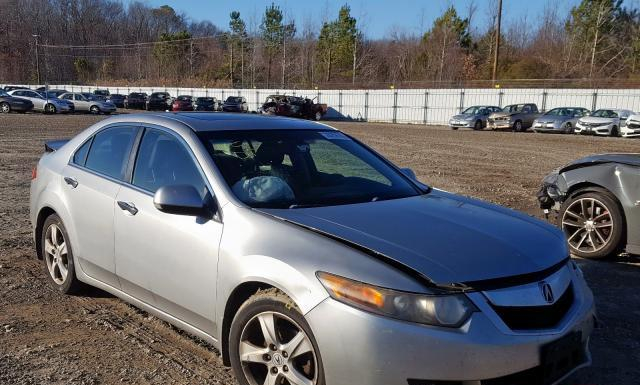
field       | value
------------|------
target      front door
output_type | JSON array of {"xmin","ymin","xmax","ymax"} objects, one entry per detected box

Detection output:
[{"xmin": 114, "ymin": 127, "xmax": 222, "ymax": 334}]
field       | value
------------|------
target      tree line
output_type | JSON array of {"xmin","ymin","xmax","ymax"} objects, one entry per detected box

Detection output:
[{"xmin": 1, "ymin": 0, "xmax": 639, "ymax": 88}]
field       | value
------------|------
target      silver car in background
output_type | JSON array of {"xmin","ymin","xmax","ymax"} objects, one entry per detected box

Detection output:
[
  {"xmin": 8, "ymin": 89, "xmax": 71, "ymax": 113},
  {"xmin": 532, "ymin": 107, "xmax": 590, "ymax": 134},
  {"xmin": 623, "ymin": 113, "xmax": 640, "ymax": 138},
  {"xmin": 59, "ymin": 92, "xmax": 116, "ymax": 114},
  {"xmin": 30, "ymin": 113, "xmax": 595, "ymax": 385},
  {"xmin": 575, "ymin": 109, "xmax": 634, "ymax": 137},
  {"xmin": 449, "ymin": 105, "xmax": 502, "ymax": 130}
]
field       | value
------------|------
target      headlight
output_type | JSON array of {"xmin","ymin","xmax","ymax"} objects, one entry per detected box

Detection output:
[
  {"xmin": 577, "ymin": 120, "xmax": 584, "ymax": 125},
  {"xmin": 317, "ymin": 272, "xmax": 476, "ymax": 327}
]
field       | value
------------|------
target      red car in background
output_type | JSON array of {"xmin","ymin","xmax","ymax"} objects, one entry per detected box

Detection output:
[{"xmin": 171, "ymin": 95, "xmax": 194, "ymax": 111}]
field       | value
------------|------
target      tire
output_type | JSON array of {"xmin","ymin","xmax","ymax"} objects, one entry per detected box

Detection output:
[
  {"xmin": 89, "ymin": 105, "xmax": 100, "ymax": 114},
  {"xmin": 558, "ymin": 188, "xmax": 625, "ymax": 259},
  {"xmin": 45, "ymin": 104, "xmax": 56, "ymax": 114},
  {"xmin": 229, "ymin": 289, "xmax": 325, "ymax": 385},
  {"xmin": 0, "ymin": 102, "xmax": 10, "ymax": 113},
  {"xmin": 610, "ymin": 126, "xmax": 619, "ymax": 137},
  {"xmin": 41, "ymin": 214, "xmax": 84, "ymax": 294},
  {"xmin": 451, "ymin": 126, "xmax": 459, "ymax": 130},
  {"xmin": 314, "ymin": 111, "xmax": 322, "ymax": 121},
  {"xmin": 513, "ymin": 120, "xmax": 523, "ymax": 132},
  {"xmin": 474, "ymin": 120, "xmax": 483, "ymax": 130},
  {"xmin": 565, "ymin": 122, "xmax": 573, "ymax": 134}
]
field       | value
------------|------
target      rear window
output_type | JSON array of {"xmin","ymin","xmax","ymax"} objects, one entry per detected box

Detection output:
[{"xmin": 84, "ymin": 127, "xmax": 138, "ymax": 180}]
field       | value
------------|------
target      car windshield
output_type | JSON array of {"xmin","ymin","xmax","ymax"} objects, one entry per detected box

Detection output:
[
  {"xmin": 502, "ymin": 104, "xmax": 524, "ymax": 113},
  {"xmin": 226, "ymin": 97, "xmax": 242, "ymax": 103},
  {"xmin": 151, "ymin": 93, "xmax": 168, "ymax": 98},
  {"xmin": 462, "ymin": 106, "xmax": 487, "ymax": 115},
  {"xmin": 198, "ymin": 129, "xmax": 423, "ymax": 208},
  {"xmin": 545, "ymin": 108, "xmax": 574, "ymax": 116},
  {"xmin": 0, "ymin": 90, "xmax": 9, "ymax": 97},
  {"xmin": 591, "ymin": 109, "xmax": 618, "ymax": 118},
  {"xmin": 197, "ymin": 97, "xmax": 213, "ymax": 102},
  {"xmin": 177, "ymin": 95, "xmax": 191, "ymax": 101}
]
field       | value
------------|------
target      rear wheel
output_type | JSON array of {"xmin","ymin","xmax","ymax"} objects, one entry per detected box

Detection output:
[
  {"xmin": 0, "ymin": 102, "xmax": 10, "ymax": 113},
  {"xmin": 230, "ymin": 289, "xmax": 325, "ymax": 385},
  {"xmin": 41, "ymin": 214, "xmax": 83, "ymax": 293},
  {"xmin": 314, "ymin": 111, "xmax": 322, "ymax": 121},
  {"xmin": 559, "ymin": 188, "xmax": 624, "ymax": 259},
  {"xmin": 565, "ymin": 122, "xmax": 573, "ymax": 134},
  {"xmin": 513, "ymin": 120, "xmax": 523, "ymax": 132}
]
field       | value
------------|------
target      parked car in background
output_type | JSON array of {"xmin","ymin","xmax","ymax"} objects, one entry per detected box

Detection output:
[
  {"xmin": 146, "ymin": 92, "xmax": 173, "ymax": 111},
  {"xmin": 487, "ymin": 103, "xmax": 540, "ymax": 131},
  {"xmin": 108, "ymin": 94, "xmax": 127, "ymax": 108},
  {"xmin": 171, "ymin": 95, "xmax": 194, "ymax": 111},
  {"xmin": 193, "ymin": 96, "xmax": 219, "ymax": 111},
  {"xmin": 31, "ymin": 113, "xmax": 595, "ymax": 385},
  {"xmin": 59, "ymin": 92, "xmax": 116, "ymax": 114},
  {"xmin": 448, "ymin": 105, "xmax": 502, "ymax": 130},
  {"xmin": 260, "ymin": 95, "xmax": 328, "ymax": 120},
  {"xmin": 538, "ymin": 153, "xmax": 640, "ymax": 258},
  {"xmin": 4, "ymin": 85, "xmax": 29, "ymax": 92},
  {"xmin": 532, "ymin": 107, "xmax": 590, "ymax": 134},
  {"xmin": 624, "ymin": 114, "xmax": 640, "ymax": 138},
  {"xmin": 222, "ymin": 96, "xmax": 248, "ymax": 113},
  {"xmin": 0, "ymin": 89, "xmax": 34, "ymax": 113},
  {"xmin": 41, "ymin": 92, "xmax": 75, "ymax": 112},
  {"xmin": 93, "ymin": 89, "xmax": 110, "ymax": 98},
  {"xmin": 125, "ymin": 92, "xmax": 147, "ymax": 109},
  {"xmin": 574, "ymin": 109, "xmax": 634, "ymax": 137},
  {"xmin": 41, "ymin": 89, "xmax": 68, "ymax": 98},
  {"xmin": 8, "ymin": 89, "xmax": 70, "ymax": 113}
]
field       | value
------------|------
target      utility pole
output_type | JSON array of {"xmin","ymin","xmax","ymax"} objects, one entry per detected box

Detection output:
[
  {"xmin": 491, "ymin": 0, "xmax": 502, "ymax": 83},
  {"xmin": 352, "ymin": 38, "xmax": 357, "ymax": 85},
  {"xmin": 32, "ymin": 34, "xmax": 41, "ymax": 84}
]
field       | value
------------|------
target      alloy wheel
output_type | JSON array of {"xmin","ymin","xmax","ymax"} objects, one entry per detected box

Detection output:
[
  {"xmin": 1, "ymin": 103, "xmax": 10, "ymax": 113},
  {"xmin": 44, "ymin": 223, "xmax": 69, "ymax": 285},
  {"xmin": 562, "ymin": 197, "xmax": 613, "ymax": 254},
  {"xmin": 239, "ymin": 311, "xmax": 318, "ymax": 385}
]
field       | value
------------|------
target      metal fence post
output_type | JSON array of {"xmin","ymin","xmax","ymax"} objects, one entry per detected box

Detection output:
[
  {"xmin": 338, "ymin": 90, "xmax": 343, "ymax": 114},
  {"xmin": 364, "ymin": 91, "xmax": 369, "ymax": 121},
  {"xmin": 392, "ymin": 91, "xmax": 398, "ymax": 124},
  {"xmin": 222, "ymin": 89, "xmax": 225, "ymax": 102},
  {"xmin": 459, "ymin": 90, "xmax": 465, "ymax": 113},
  {"xmin": 592, "ymin": 90, "xmax": 598, "ymax": 111},
  {"xmin": 256, "ymin": 90, "xmax": 260, "ymax": 110},
  {"xmin": 498, "ymin": 91, "xmax": 504, "ymax": 107},
  {"xmin": 541, "ymin": 90, "xmax": 548, "ymax": 112},
  {"xmin": 423, "ymin": 91, "xmax": 429, "ymax": 125}
]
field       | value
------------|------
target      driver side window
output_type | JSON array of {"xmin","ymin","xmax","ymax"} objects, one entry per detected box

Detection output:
[{"xmin": 132, "ymin": 128, "xmax": 208, "ymax": 198}]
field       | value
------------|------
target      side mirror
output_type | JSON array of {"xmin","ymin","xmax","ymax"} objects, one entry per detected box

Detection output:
[
  {"xmin": 400, "ymin": 167, "xmax": 417, "ymax": 181},
  {"xmin": 154, "ymin": 185, "xmax": 209, "ymax": 217}
]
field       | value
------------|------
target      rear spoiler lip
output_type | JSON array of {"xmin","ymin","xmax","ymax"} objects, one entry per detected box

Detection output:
[{"xmin": 45, "ymin": 139, "xmax": 70, "ymax": 153}]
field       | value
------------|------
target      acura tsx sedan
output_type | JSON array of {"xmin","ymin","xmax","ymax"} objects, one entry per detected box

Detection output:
[{"xmin": 30, "ymin": 113, "xmax": 595, "ymax": 385}]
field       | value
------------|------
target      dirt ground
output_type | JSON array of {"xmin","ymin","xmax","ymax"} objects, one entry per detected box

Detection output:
[{"xmin": 1, "ymin": 113, "xmax": 639, "ymax": 385}]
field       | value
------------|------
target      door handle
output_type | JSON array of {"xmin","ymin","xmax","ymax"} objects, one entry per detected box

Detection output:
[
  {"xmin": 117, "ymin": 201, "xmax": 138, "ymax": 215},
  {"xmin": 64, "ymin": 176, "xmax": 78, "ymax": 188}
]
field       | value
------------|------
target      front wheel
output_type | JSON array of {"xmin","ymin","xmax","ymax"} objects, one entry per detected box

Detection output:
[
  {"xmin": 45, "ymin": 104, "xmax": 57, "ymax": 114},
  {"xmin": 230, "ymin": 289, "xmax": 325, "ymax": 385},
  {"xmin": 0, "ymin": 102, "xmax": 10, "ymax": 113},
  {"xmin": 559, "ymin": 189, "xmax": 624, "ymax": 259},
  {"xmin": 41, "ymin": 214, "xmax": 84, "ymax": 293},
  {"xmin": 513, "ymin": 120, "xmax": 523, "ymax": 132},
  {"xmin": 89, "ymin": 105, "xmax": 100, "ymax": 114},
  {"xmin": 611, "ymin": 126, "xmax": 619, "ymax": 137},
  {"xmin": 314, "ymin": 111, "xmax": 322, "ymax": 121},
  {"xmin": 565, "ymin": 122, "xmax": 573, "ymax": 134},
  {"xmin": 474, "ymin": 120, "xmax": 483, "ymax": 130}
]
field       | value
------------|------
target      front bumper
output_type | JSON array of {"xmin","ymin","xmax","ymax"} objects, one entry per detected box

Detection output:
[
  {"xmin": 487, "ymin": 120, "xmax": 512, "ymax": 129},
  {"xmin": 449, "ymin": 120, "xmax": 475, "ymax": 128},
  {"xmin": 621, "ymin": 123, "xmax": 640, "ymax": 137},
  {"xmin": 533, "ymin": 123, "xmax": 565, "ymax": 133},
  {"xmin": 574, "ymin": 123, "xmax": 612, "ymax": 136},
  {"xmin": 305, "ymin": 270, "xmax": 595, "ymax": 385}
]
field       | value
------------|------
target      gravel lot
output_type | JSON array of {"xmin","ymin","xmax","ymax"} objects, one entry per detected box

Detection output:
[{"xmin": 1, "ymin": 113, "xmax": 639, "ymax": 385}]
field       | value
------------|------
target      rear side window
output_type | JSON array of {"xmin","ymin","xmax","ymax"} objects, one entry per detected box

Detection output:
[
  {"xmin": 132, "ymin": 128, "xmax": 207, "ymax": 197},
  {"xmin": 72, "ymin": 139, "xmax": 92, "ymax": 166},
  {"xmin": 84, "ymin": 127, "xmax": 138, "ymax": 180}
]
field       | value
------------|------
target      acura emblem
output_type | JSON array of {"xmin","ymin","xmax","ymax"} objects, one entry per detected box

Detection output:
[{"xmin": 539, "ymin": 282, "xmax": 554, "ymax": 304}]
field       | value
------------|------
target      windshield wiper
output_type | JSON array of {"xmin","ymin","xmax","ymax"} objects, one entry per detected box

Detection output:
[{"xmin": 289, "ymin": 203, "xmax": 327, "ymax": 209}]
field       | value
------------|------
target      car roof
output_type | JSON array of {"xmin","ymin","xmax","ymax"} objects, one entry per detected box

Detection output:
[{"xmin": 101, "ymin": 112, "xmax": 335, "ymax": 132}]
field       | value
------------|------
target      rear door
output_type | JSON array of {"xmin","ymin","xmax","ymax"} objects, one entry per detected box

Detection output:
[
  {"xmin": 62, "ymin": 125, "xmax": 140, "ymax": 288},
  {"xmin": 114, "ymin": 126, "xmax": 222, "ymax": 333},
  {"xmin": 74, "ymin": 94, "xmax": 89, "ymax": 111}
]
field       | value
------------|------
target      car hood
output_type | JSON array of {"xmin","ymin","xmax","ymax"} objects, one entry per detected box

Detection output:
[
  {"xmin": 579, "ymin": 116, "xmax": 617, "ymax": 124},
  {"xmin": 489, "ymin": 112, "xmax": 513, "ymax": 118},
  {"xmin": 537, "ymin": 115, "xmax": 568, "ymax": 123},
  {"xmin": 451, "ymin": 113, "xmax": 477, "ymax": 120},
  {"xmin": 259, "ymin": 190, "xmax": 567, "ymax": 286},
  {"xmin": 560, "ymin": 153, "xmax": 640, "ymax": 172}
]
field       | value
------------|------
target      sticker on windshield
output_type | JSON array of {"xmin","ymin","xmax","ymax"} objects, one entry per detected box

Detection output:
[{"xmin": 319, "ymin": 131, "xmax": 350, "ymax": 140}]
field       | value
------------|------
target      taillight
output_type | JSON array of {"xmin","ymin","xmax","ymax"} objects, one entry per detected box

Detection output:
[{"xmin": 31, "ymin": 166, "xmax": 37, "ymax": 180}]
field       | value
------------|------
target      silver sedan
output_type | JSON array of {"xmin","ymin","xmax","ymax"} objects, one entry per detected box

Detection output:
[
  {"xmin": 30, "ymin": 113, "xmax": 595, "ymax": 385},
  {"xmin": 59, "ymin": 92, "xmax": 116, "ymax": 114},
  {"xmin": 532, "ymin": 107, "xmax": 590, "ymax": 134}
]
